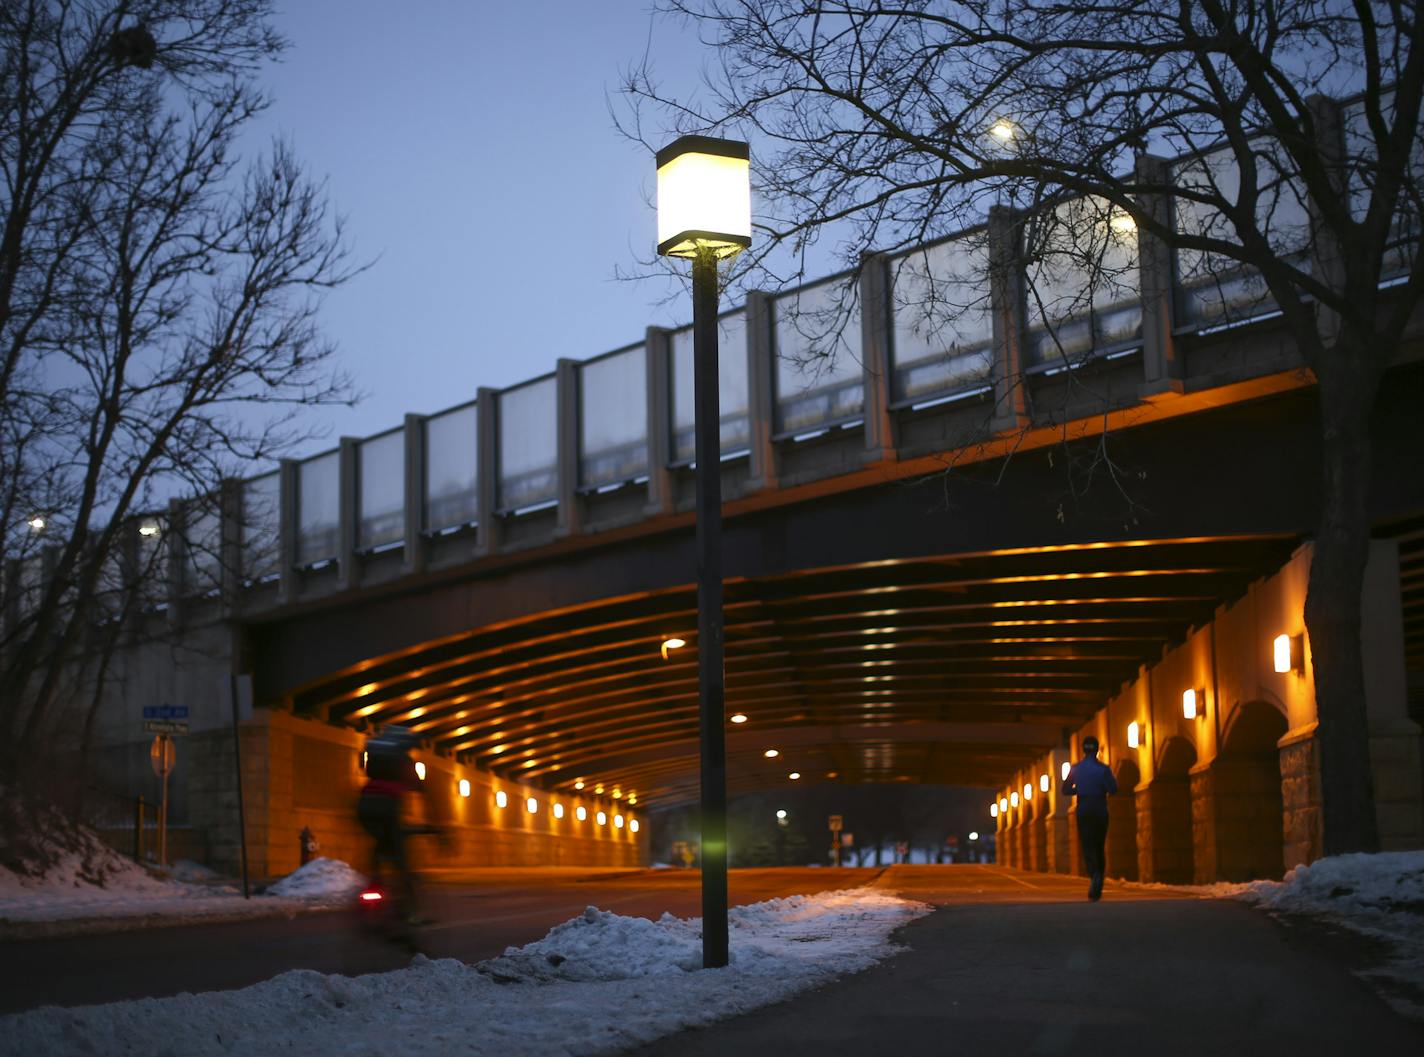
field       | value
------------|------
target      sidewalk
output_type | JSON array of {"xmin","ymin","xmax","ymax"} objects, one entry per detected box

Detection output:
[{"xmin": 625, "ymin": 886, "xmax": 1424, "ymax": 1057}]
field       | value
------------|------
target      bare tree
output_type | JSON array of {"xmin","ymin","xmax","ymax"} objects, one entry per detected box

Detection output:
[
  {"xmin": 0, "ymin": 1, "xmax": 360, "ymax": 782},
  {"xmin": 624, "ymin": 0, "xmax": 1423, "ymax": 854}
]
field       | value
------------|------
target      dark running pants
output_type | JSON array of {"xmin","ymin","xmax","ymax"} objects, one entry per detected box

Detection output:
[{"xmin": 1077, "ymin": 812, "xmax": 1109, "ymax": 880}]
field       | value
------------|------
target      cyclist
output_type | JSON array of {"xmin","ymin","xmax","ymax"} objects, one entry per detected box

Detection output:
[{"xmin": 357, "ymin": 725, "xmax": 425, "ymax": 922}]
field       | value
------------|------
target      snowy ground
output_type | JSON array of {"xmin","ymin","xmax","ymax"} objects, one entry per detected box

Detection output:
[
  {"xmin": 0, "ymin": 887, "xmax": 929, "ymax": 1057},
  {"xmin": 1132, "ymin": 850, "xmax": 1424, "ymax": 1019},
  {"xmin": 0, "ymin": 855, "xmax": 365, "ymax": 934}
]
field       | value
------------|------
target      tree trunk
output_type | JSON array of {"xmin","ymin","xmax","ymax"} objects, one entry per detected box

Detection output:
[{"xmin": 1304, "ymin": 352, "xmax": 1382, "ymax": 856}]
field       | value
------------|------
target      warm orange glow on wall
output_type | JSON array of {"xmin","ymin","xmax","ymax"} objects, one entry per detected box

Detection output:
[{"xmin": 1274, "ymin": 633, "xmax": 1304, "ymax": 674}]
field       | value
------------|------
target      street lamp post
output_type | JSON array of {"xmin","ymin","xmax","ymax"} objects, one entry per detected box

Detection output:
[{"xmin": 655, "ymin": 135, "xmax": 751, "ymax": 969}]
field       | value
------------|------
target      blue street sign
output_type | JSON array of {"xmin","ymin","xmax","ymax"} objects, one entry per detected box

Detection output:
[{"xmin": 142, "ymin": 705, "xmax": 189, "ymax": 720}]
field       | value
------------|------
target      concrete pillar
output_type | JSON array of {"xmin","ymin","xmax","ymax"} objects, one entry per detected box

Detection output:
[
  {"xmin": 1106, "ymin": 786, "xmax": 1139, "ymax": 880},
  {"xmin": 276, "ymin": 458, "xmax": 298, "ymax": 604},
  {"xmin": 336, "ymin": 437, "xmax": 358, "ymax": 591},
  {"xmin": 165, "ymin": 497, "xmax": 185, "ymax": 629},
  {"xmin": 555, "ymin": 358, "xmax": 583, "ymax": 538},
  {"xmin": 1135, "ymin": 154, "xmax": 1182, "ymax": 399},
  {"xmin": 745, "ymin": 290, "xmax": 779, "ymax": 491},
  {"xmin": 643, "ymin": 327, "xmax": 675, "ymax": 517},
  {"xmin": 475, "ymin": 387, "xmax": 501, "ymax": 556},
  {"xmin": 1029, "ymin": 805, "xmax": 1049, "ymax": 871},
  {"xmin": 219, "ymin": 479, "xmax": 243, "ymax": 611},
  {"xmin": 859, "ymin": 253, "xmax": 896, "ymax": 462},
  {"xmin": 1361, "ymin": 539, "xmax": 1424, "ymax": 849},
  {"xmin": 403, "ymin": 413, "xmax": 427, "ymax": 574},
  {"xmin": 1192, "ymin": 755, "xmax": 1286, "ymax": 882},
  {"xmin": 1135, "ymin": 776, "xmax": 1195, "ymax": 883},
  {"xmin": 988, "ymin": 205, "xmax": 1029, "ymax": 433}
]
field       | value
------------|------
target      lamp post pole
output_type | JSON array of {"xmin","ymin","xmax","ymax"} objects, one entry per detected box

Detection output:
[
  {"xmin": 654, "ymin": 133, "xmax": 749, "ymax": 970},
  {"xmin": 692, "ymin": 245, "xmax": 728, "ymax": 968}
]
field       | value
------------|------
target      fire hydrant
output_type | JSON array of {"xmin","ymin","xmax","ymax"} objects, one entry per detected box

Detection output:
[{"xmin": 300, "ymin": 826, "xmax": 319, "ymax": 865}]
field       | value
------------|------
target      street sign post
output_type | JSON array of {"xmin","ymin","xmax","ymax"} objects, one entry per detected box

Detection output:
[
  {"xmin": 828, "ymin": 814, "xmax": 843, "ymax": 867},
  {"xmin": 143, "ymin": 720, "xmax": 188, "ymax": 735},
  {"xmin": 149, "ymin": 733, "xmax": 176, "ymax": 866}
]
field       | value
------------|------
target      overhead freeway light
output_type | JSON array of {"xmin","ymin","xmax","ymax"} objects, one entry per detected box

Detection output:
[
  {"xmin": 729, "ymin": 714, "xmax": 748, "ymax": 724},
  {"xmin": 764, "ymin": 749, "xmax": 779, "ymax": 759},
  {"xmin": 660, "ymin": 637, "xmax": 686, "ymax": 660},
  {"xmin": 788, "ymin": 772, "xmax": 800, "ymax": 781},
  {"xmin": 574, "ymin": 780, "xmax": 585, "ymax": 790}
]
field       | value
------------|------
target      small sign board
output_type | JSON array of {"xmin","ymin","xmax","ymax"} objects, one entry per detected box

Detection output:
[
  {"xmin": 828, "ymin": 814, "xmax": 843, "ymax": 833},
  {"xmin": 144, "ymin": 720, "xmax": 189, "ymax": 735},
  {"xmin": 840, "ymin": 832, "xmax": 854, "ymax": 847},
  {"xmin": 149, "ymin": 734, "xmax": 177, "ymax": 778},
  {"xmin": 143, "ymin": 705, "xmax": 188, "ymax": 720}
]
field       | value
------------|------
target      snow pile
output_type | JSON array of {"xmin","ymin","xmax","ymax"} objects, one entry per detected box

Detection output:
[
  {"xmin": 266, "ymin": 857, "xmax": 366, "ymax": 900},
  {"xmin": 1218, "ymin": 851, "xmax": 1424, "ymax": 919},
  {"xmin": 0, "ymin": 888, "xmax": 930, "ymax": 1057}
]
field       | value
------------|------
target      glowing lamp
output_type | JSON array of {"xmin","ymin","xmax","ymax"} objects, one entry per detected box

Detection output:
[
  {"xmin": 1061, "ymin": 761, "xmax": 1071, "ymax": 781},
  {"xmin": 730, "ymin": 714, "xmax": 748, "ymax": 724},
  {"xmin": 1023, "ymin": 783, "xmax": 1032, "ymax": 801},
  {"xmin": 969, "ymin": 832, "xmax": 979, "ymax": 841},
  {"xmin": 526, "ymin": 797, "xmax": 538, "ymax": 814},
  {"xmin": 1274, "ymin": 633, "xmax": 1303, "ymax": 674},
  {"xmin": 614, "ymin": 814, "xmax": 625, "ymax": 829},
  {"xmin": 1040, "ymin": 774, "xmax": 1049, "ymax": 793},
  {"xmin": 1183, "ymin": 688, "xmax": 1201, "ymax": 720},
  {"xmin": 776, "ymin": 809, "xmax": 788, "ymax": 820},
  {"xmin": 576, "ymin": 805, "xmax": 587, "ymax": 821},
  {"xmin": 27, "ymin": 516, "xmax": 44, "ymax": 532},
  {"xmin": 788, "ymin": 772, "xmax": 801, "ymax": 780},
  {"xmin": 990, "ymin": 803, "xmax": 998, "ymax": 818},
  {"xmin": 999, "ymin": 797, "xmax": 1009, "ymax": 813},
  {"xmin": 574, "ymin": 780, "xmax": 585, "ymax": 790},
  {"xmin": 764, "ymin": 749, "xmax": 779, "ymax": 758},
  {"xmin": 596, "ymin": 811, "xmax": 607, "ymax": 826},
  {"xmin": 612, "ymin": 789, "xmax": 622, "ymax": 800},
  {"xmin": 630, "ymin": 819, "xmax": 640, "ymax": 833},
  {"xmin": 414, "ymin": 761, "xmax": 426, "ymax": 781},
  {"xmin": 1010, "ymin": 791, "xmax": 1020, "ymax": 808},
  {"xmin": 138, "ymin": 519, "xmax": 161, "ymax": 538},
  {"xmin": 656, "ymin": 136, "xmax": 751, "ymax": 259},
  {"xmin": 553, "ymin": 802, "xmax": 565, "ymax": 819},
  {"xmin": 660, "ymin": 637, "xmax": 685, "ymax": 660},
  {"xmin": 1127, "ymin": 721, "xmax": 1141, "ymax": 749},
  {"xmin": 458, "ymin": 778, "xmax": 471, "ymax": 798},
  {"xmin": 495, "ymin": 790, "xmax": 508, "ymax": 808}
]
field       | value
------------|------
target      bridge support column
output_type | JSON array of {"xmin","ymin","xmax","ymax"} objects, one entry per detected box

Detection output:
[
  {"xmin": 1135, "ymin": 776, "xmax": 1195, "ymax": 884},
  {"xmin": 1029, "ymin": 811, "xmax": 1048, "ymax": 871},
  {"xmin": 1279, "ymin": 726, "xmax": 1324, "ymax": 872},
  {"xmin": 988, "ymin": 206, "xmax": 1029, "ymax": 434},
  {"xmin": 745, "ymin": 290, "xmax": 778, "ymax": 492},
  {"xmin": 859, "ymin": 252, "xmax": 896, "ymax": 463},
  {"xmin": 475, "ymin": 387, "xmax": 501, "ymax": 556},
  {"xmin": 1045, "ymin": 815, "xmax": 1072, "ymax": 874},
  {"xmin": 643, "ymin": 327, "xmax": 675, "ymax": 517}
]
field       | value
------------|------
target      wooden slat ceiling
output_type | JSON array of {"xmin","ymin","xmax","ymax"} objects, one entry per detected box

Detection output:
[{"xmin": 290, "ymin": 536, "xmax": 1298, "ymax": 806}]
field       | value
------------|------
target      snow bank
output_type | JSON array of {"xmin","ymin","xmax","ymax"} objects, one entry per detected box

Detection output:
[
  {"xmin": 1216, "ymin": 850, "xmax": 1424, "ymax": 919},
  {"xmin": 0, "ymin": 888, "xmax": 930, "ymax": 1057},
  {"xmin": 266, "ymin": 857, "xmax": 366, "ymax": 899}
]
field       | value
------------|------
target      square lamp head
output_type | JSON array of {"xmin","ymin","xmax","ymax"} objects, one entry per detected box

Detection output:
[
  {"xmin": 1183, "ymin": 688, "xmax": 1202, "ymax": 720},
  {"xmin": 1274, "ymin": 633, "xmax": 1304, "ymax": 675},
  {"xmin": 656, "ymin": 135, "xmax": 751, "ymax": 259},
  {"xmin": 1127, "ymin": 721, "xmax": 1141, "ymax": 749}
]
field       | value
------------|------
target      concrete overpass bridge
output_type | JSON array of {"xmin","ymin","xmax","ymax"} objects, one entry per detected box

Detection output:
[{"xmin": 24, "ymin": 162, "xmax": 1424, "ymax": 883}]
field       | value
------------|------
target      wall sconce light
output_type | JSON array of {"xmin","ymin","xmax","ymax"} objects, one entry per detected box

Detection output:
[
  {"xmin": 458, "ymin": 778, "xmax": 471, "ymax": 798},
  {"xmin": 414, "ymin": 761, "xmax": 426, "ymax": 781},
  {"xmin": 630, "ymin": 819, "xmax": 640, "ymax": 833},
  {"xmin": 1039, "ymin": 773, "xmax": 1050, "ymax": 793},
  {"xmin": 495, "ymin": 790, "xmax": 508, "ymax": 809},
  {"xmin": 1183, "ymin": 688, "xmax": 1203, "ymax": 720},
  {"xmin": 1010, "ymin": 791, "xmax": 1020, "ymax": 808},
  {"xmin": 990, "ymin": 803, "xmax": 998, "ymax": 818},
  {"xmin": 1127, "ymin": 721, "xmax": 1141, "ymax": 749},
  {"xmin": 999, "ymin": 796, "xmax": 1009, "ymax": 813},
  {"xmin": 1022, "ymin": 783, "xmax": 1033, "ymax": 801},
  {"xmin": 596, "ymin": 811, "xmax": 608, "ymax": 826},
  {"xmin": 526, "ymin": 797, "xmax": 538, "ymax": 814},
  {"xmin": 1273, "ymin": 633, "xmax": 1304, "ymax": 675},
  {"xmin": 553, "ymin": 802, "xmax": 565, "ymax": 819},
  {"xmin": 660, "ymin": 637, "xmax": 685, "ymax": 660},
  {"xmin": 576, "ymin": 805, "xmax": 587, "ymax": 821},
  {"xmin": 1060, "ymin": 760, "xmax": 1071, "ymax": 781}
]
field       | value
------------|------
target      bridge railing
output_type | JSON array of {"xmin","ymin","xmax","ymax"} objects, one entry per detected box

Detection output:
[{"xmin": 53, "ymin": 89, "xmax": 1416, "ymax": 619}]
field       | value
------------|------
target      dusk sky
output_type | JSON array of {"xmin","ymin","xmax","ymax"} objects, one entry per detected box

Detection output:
[{"xmin": 254, "ymin": 2, "xmax": 719, "ymax": 457}]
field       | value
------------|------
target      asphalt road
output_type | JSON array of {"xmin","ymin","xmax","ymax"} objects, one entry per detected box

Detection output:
[
  {"xmin": 0, "ymin": 866, "xmax": 885, "ymax": 1014},
  {"xmin": 6, "ymin": 861, "xmax": 1415, "ymax": 1057}
]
